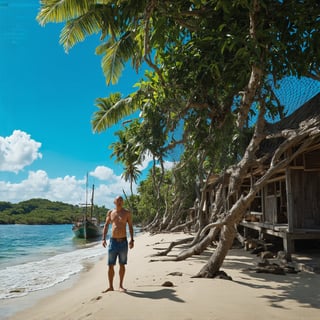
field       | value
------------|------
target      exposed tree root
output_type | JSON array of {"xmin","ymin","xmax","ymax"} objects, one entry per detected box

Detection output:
[
  {"xmin": 192, "ymin": 270, "xmax": 233, "ymax": 280},
  {"xmin": 151, "ymin": 236, "xmax": 194, "ymax": 256}
]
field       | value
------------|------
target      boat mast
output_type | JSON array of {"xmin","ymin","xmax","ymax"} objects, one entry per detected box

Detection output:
[
  {"xmin": 85, "ymin": 173, "xmax": 89, "ymax": 218},
  {"xmin": 90, "ymin": 184, "xmax": 95, "ymax": 220}
]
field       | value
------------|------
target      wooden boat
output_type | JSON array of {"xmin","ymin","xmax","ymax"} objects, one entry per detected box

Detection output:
[{"xmin": 72, "ymin": 179, "xmax": 102, "ymax": 239}]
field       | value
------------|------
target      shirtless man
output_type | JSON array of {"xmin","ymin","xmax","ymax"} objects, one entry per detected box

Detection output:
[{"xmin": 102, "ymin": 196, "xmax": 134, "ymax": 292}]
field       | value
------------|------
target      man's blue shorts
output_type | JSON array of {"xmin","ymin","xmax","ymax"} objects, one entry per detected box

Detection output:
[{"xmin": 108, "ymin": 238, "xmax": 128, "ymax": 265}]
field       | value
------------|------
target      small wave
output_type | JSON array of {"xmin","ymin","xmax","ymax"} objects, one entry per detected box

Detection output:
[{"xmin": 0, "ymin": 243, "xmax": 106, "ymax": 299}]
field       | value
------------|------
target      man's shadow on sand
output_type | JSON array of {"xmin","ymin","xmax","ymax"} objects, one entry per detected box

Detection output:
[{"xmin": 126, "ymin": 288, "xmax": 185, "ymax": 303}]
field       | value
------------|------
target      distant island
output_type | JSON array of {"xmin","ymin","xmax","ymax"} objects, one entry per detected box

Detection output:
[{"xmin": 0, "ymin": 198, "xmax": 108, "ymax": 225}]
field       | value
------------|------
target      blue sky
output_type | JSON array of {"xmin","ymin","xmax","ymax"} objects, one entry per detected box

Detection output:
[
  {"xmin": 0, "ymin": 1, "xmax": 159, "ymax": 208},
  {"xmin": 1, "ymin": 2, "xmax": 319, "ymax": 209}
]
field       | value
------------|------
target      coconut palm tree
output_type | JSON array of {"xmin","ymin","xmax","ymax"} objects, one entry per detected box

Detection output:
[
  {"xmin": 111, "ymin": 125, "xmax": 142, "ymax": 195},
  {"xmin": 37, "ymin": 0, "xmax": 145, "ymax": 85}
]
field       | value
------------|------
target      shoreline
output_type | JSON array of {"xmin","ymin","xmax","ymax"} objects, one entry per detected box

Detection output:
[
  {"xmin": 1, "ymin": 271, "xmax": 80, "ymax": 319},
  {"xmin": 0, "ymin": 257, "xmax": 101, "ymax": 319},
  {"xmin": 3, "ymin": 232, "xmax": 320, "ymax": 320}
]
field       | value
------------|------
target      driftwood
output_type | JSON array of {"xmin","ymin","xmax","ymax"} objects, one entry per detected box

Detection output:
[
  {"xmin": 151, "ymin": 236, "xmax": 194, "ymax": 256},
  {"xmin": 248, "ymin": 252, "xmax": 299, "ymax": 275}
]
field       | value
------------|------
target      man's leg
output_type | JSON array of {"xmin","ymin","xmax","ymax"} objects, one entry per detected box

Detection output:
[
  {"xmin": 108, "ymin": 265, "xmax": 115, "ymax": 289},
  {"xmin": 118, "ymin": 240, "xmax": 128, "ymax": 292},
  {"xmin": 103, "ymin": 265, "xmax": 115, "ymax": 293},
  {"xmin": 119, "ymin": 264, "xmax": 126, "ymax": 292}
]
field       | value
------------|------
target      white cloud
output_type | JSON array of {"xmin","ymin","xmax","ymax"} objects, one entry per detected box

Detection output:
[
  {"xmin": 137, "ymin": 152, "xmax": 176, "ymax": 172},
  {"xmin": 163, "ymin": 160, "xmax": 176, "ymax": 170},
  {"xmin": 90, "ymin": 166, "xmax": 137, "ymax": 208},
  {"xmin": 137, "ymin": 151, "xmax": 153, "ymax": 171},
  {"xmin": 89, "ymin": 166, "xmax": 117, "ymax": 181},
  {"xmin": 0, "ymin": 130, "xmax": 42, "ymax": 173},
  {"xmin": 0, "ymin": 167, "xmax": 136, "ymax": 209}
]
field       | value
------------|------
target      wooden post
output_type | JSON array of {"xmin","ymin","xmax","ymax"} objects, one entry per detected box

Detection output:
[
  {"xmin": 286, "ymin": 168, "xmax": 294, "ymax": 233},
  {"xmin": 283, "ymin": 234, "xmax": 295, "ymax": 253},
  {"xmin": 285, "ymin": 167, "xmax": 295, "ymax": 253}
]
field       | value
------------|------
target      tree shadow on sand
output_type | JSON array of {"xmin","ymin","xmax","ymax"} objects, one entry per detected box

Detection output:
[
  {"xmin": 126, "ymin": 288, "xmax": 185, "ymax": 303},
  {"xmin": 222, "ymin": 249, "xmax": 320, "ymax": 309},
  {"xmin": 234, "ymin": 271, "xmax": 320, "ymax": 310}
]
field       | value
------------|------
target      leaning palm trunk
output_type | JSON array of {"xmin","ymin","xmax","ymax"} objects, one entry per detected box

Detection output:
[
  {"xmin": 175, "ymin": 227, "xmax": 220, "ymax": 261},
  {"xmin": 195, "ymin": 224, "xmax": 236, "ymax": 277}
]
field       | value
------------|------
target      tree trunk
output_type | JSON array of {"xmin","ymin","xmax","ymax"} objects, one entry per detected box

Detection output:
[
  {"xmin": 152, "ymin": 237, "xmax": 194, "ymax": 257},
  {"xmin": 175, "ymin": 227, "xmax": 220, "ymax": 260},
  {"xmin": 142, "ymin": 210, "xmax": 161, "ymax": 231},
  {"xmin": 195, "ymin": 223, "xmax": 236, "ymax": 278},
  {"xmin": 170, "ymin": 218, "xmax": 195, "ymax": 232}
]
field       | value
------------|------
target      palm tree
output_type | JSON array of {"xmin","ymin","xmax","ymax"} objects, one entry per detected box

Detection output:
[
  {"xmin": 37, "ymin": 0, "xmax": 145, "ymax": 85},
  {"xmin": 37, "ymin": 1, "xmax": 172, "ymax": 131},
  {"xmin": 110, "ymin": 127, "xmax": 142, "ymax": 195},
  {"xmin": 122, "ymin": 163, "xmax": 141, "ymax": 196}
]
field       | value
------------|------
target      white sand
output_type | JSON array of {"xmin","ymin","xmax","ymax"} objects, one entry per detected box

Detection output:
[{"xmin": 3, "ymin": 232, "xmax": 320, "ymax": 320}]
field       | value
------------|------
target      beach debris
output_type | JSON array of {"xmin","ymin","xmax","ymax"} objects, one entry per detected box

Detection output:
[
  {"xmin": 161, "ymin": 281, "xmax": 174, "ymax": 287},
  {"xmin": 250, "ymin": 250, "xmax": 298, "ymax": 275},
  {"xmin": 277, "ymin": 250, "xmax": 292, "ymax": 262},
  {"xmin": 255, "ymin": 263, "xmax": 286, "ymax": 275},
  {"xmin": 260, "ymin": 251, "xmax": 274, "ymax": 260},
  {"xmin": 245, "ymin": 238, "xmax": 275, "ymax": 254},
  {"xmin": 167, "ymin": 272, "xmax": 183, "ymax": 276},
  {"xmin": 9, "ymin": 288, "xmax": 25, "ymax": 293}
]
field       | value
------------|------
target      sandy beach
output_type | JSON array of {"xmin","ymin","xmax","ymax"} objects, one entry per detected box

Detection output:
[{"xmin": 2, "ymin": 232, "xmax": 320, "ymax": 320}]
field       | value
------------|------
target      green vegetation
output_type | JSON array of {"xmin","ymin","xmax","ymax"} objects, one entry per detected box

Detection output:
[
  {"xmin": 125, "ymin": 165, "xmax": 197, "ymax": 228},
  {"xmin": 0, "ymin": 199, "xmax": 108, "ymax": 225},
  {"xmin": 36, "ymin": 1, "xmax": 320, "ymax": 277}
]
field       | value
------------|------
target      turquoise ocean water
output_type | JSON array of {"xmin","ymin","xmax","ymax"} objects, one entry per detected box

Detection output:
[{"xmin": 0, "ymin": 224, "xmax": 119, "ymax": 300}]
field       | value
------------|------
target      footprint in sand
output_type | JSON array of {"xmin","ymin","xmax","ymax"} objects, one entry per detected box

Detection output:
[{"xmin": 90, "ymin": 296, "xmax": 102, "ymax": 302}]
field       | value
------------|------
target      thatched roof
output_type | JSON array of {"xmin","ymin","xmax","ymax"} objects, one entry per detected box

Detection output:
[
  {"xmin": 265, "ymin": 92, "xmax": 320, "ymax": 133},
  {"xmin": 259, "ymin": 92, "xmax": 320, "ymax": 155},
  {"xmin": 207, "ymin": 93, "xmax": 320, "ymax": 186}
]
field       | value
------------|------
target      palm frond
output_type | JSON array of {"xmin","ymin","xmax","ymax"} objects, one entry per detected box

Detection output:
[
  {"xmin": 37, "ymin": 0, "xmax": 94, "ymax": 25},
  {"xmin": 59, "ymin": 11, "xmax": 102, "ymax": 51},
  {"xmin": 99, "ymin": 32, "xmax": 137, "ymax": 84},
  {"xmin": 92, "ymin": 94, "xmax": 138, "ymax": 132}
]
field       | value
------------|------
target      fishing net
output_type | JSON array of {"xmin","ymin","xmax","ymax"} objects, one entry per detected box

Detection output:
[
  {"xmin": 168, "ymin": 76, "xmax": 320, "ymax": 163},
  {"xmin": 273, "ymin": 76, "xmax": 320, "ymax": 117}
]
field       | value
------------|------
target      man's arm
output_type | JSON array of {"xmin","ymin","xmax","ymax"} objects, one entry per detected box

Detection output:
[
  {"xmin": 102, "ymin": 210, "xmax": 111, "ymax": 247},
  {"xmin": 127, "ymin": 211, "xmax": 134, "ymax": 249}
]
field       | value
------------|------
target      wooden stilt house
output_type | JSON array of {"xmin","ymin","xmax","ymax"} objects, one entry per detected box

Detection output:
[{"xmin": 240, "ymin": 93, "xmax": 320, "ymax": 253}]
